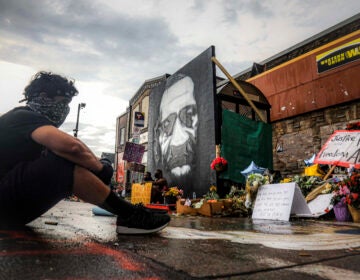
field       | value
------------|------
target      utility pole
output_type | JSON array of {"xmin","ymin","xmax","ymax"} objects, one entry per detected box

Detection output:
[{"xmin": 73, "ymin": 102, "xmax": 86, "ymax": 138}]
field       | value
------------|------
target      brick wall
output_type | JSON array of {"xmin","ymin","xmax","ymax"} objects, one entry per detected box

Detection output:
[{"xmin": 272, "ymin": 100, "xmax": 360, "ymax": 176}]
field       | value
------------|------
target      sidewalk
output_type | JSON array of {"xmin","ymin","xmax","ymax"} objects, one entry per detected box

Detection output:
[{"xmin": 1, "ymin": 200, "xmax": 359, "ymax": 279}]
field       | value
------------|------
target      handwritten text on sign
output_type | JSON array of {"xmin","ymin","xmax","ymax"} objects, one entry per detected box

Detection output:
[
  {"xmin": 123, "ymin": 142, "xmax": 145, "ymax": 163},
  {"xmin": 314, "ymin": 130, "xmax": 360, "ymax": 168},
  {"xmin": 252, "ymin": 184, "xmax": 295, "ymax": 221},
  {"xmin": 131, "ymin": 183, "xmax": 152, "ymax": 205}
]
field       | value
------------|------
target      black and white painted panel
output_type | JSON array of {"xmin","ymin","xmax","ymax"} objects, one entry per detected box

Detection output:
[{"xmin": 148, "ymin": 46, "xmax": 217, "ymax": 196}]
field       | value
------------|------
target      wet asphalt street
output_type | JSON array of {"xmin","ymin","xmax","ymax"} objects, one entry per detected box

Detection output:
[{"xmin": 0, "ymin": 200, "xmax": 360, "ymax": 279}]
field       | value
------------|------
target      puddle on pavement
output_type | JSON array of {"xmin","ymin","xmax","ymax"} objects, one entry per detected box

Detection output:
[
  {"xmin": 165, "ymin": 216, "xmax": 360, "ymax": 250},
  {"xmin": 171, "ymin": 215, "xmax": 360, "ymax": 235},
  {"xmin": 335, "ymin": 228, "xmax": 360, "ymax": 235}
]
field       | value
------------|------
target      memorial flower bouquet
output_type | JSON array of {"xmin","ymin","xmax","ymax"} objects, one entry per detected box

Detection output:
[
  {"xmin": 345, "ymin": 172, "xmax": 360, "ymax": 209},
  {"xmin": 204, "ymin": 185, "xmax": 220, "ymax": 202},
  {"xmin": 225, "ymin": 186, "xmax": 249, "ymax": 216},
  {"xmin": 346, "ymin": 192, "xmax": 360, "ymax": 208},
  {"xmin": 339, "ymin": 171, "xmax": 360, "ymax": 222},
  {"xmin": 210, "ymin": 157, "xmax": 228, "ymax": 172},
  {"xmin": 245, "ymin": 173, "xmax": 269, "ymax": 209},
  {"xmin": 247, "ymin": 173, "xmax": 269, "ymax": 188},
  {"xmin": 330, "ymin": 182, "xmax": 350, "ymax": 206},
  {"xmin": 187, "ymin": 186, "xmax": 220, "ymax": 210},
  {"xmin": 163, "ymin": 186, "xmax": 183, "ymax": 198}
]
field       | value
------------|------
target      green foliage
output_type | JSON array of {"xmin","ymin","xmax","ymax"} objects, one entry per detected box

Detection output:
[{"xmin": 293, "ymin": 175, "xmax": 324, "ymax": 197}]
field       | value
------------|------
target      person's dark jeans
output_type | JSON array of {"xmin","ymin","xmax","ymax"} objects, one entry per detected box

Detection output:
[{"xmin": 0, "ymin": 151, "xmax": 74, "ymax": 226}]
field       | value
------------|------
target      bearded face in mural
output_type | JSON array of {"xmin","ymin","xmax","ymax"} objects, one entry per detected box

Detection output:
[{"xmin": 154, "ymin": 74, "xmax": 198, "ymax": 180}]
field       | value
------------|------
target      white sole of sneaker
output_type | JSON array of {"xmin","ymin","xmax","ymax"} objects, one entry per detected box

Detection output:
[{"xmin": 116, "ymin": 222, "xmax": 169, "ymax": 235}]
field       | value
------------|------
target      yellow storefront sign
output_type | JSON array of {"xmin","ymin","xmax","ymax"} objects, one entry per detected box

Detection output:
[{"xmin": 316, "ymin": 37, "xmax": 360, "ymax": 73}]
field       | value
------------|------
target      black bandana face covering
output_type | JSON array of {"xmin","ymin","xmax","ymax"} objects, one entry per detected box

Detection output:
[{"xmin": 27, "ymin": 96, "xmax": 70, "ymax": 127}]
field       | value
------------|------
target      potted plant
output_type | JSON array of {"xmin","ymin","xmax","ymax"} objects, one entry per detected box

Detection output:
[
  {"xmin": 225, "ymin": 185, "xmax": 248, "ymax": 217},
  {"xmin": 204, "ymin": 185, "xmax": 220, "ymax": 201},
  {"xmin": 330, "ymin": 181, "xmax": 351, "ymax": 222},
  {"xmin": 197, "ymin": 186, "xmax": 223, "ymax": 217},
  {"xmin": 163, "ymin": 186, "xmax": 183, "ymax": 205},
  {"xmin": 210, "ymin": 157, "xmax": 228, "ymax": 172}
]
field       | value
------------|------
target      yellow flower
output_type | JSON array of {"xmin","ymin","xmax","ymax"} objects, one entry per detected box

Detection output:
[
  {"xmin": 210, "ymin": 185, "xmax": 217, "ymax": 192},
  {"xmin": 164, "ymin": 186, "xmax": 183, "ymax": 197}
]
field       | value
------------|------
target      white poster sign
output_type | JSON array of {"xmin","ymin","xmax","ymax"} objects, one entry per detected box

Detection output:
[
  {"xmin": 252, "ymin": 183, "xmax": 318, "ymax": 221},
  {"xmin": 295, "ymin": 194, "xmax": 333, "ymax": 218}
]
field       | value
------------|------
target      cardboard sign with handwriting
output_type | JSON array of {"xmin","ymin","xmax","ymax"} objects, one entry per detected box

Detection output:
[
  {"xmin": 123, "ymin": 142, "xmax": 145, "ymax": 163},
  {"xmin": 252, "ymin": 183, "xmax": 311, "ymax": 221},
  {"xmin": 131, "ymin": 182, "xmax": 152, "ymax": 205},
  {"xmin": 314, "ymin": 130, "xmax": 360, "ymax": 169}
]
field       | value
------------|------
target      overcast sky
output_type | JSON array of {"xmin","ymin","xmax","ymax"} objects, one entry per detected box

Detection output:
[{"xmin": 1, "ymin": 0, "xmax": 359, "ymax": 157}]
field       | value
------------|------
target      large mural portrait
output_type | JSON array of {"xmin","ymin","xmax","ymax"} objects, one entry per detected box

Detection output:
[{"xmin": 148, "ymin": 46, "xmax": 217, "ymax": 196}]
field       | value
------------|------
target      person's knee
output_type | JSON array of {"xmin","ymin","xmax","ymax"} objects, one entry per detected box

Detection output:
[
  {"xmin": 33, "ymin": 151, "xmax": 75, "ymax": 194},
  {"xmin": 73, "ymin": 165, "xmax": 105, "ymax": 186},
  {"xmin": 41, "ymin": 151, "xmax": 74, "ymax": 174}
]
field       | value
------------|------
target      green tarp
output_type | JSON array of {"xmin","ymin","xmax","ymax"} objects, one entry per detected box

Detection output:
[{"xmin": 220, "ymin": 109, "xmax": 273, "ymax": 183}]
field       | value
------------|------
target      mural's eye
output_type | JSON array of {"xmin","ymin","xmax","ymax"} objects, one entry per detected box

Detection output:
[
  {"xmin": 179, "ymin": 105, "xmax": 197, "ymax": 128},
  {"xmin": 161, "ymin": 113, "xmax": 177, "ymax": 136}
]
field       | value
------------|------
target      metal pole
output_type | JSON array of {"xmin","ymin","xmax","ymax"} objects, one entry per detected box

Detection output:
[{"xmin": 73, "ymin": 103, "xmax": 86, "ymax": 138}]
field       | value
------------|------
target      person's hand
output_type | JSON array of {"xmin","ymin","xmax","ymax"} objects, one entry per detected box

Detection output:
[{"xmin": 95, "ymin": 158, "xmax": 113, "ymax": 185}]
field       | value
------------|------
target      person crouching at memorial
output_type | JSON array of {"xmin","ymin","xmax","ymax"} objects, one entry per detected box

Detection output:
[{"xmin": 0, "ymin": 71, "xmax": 170, "ymax": 234}]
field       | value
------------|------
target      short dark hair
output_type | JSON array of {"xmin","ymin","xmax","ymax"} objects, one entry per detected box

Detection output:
[
  {"xmin": 21, "ymin": 71, "xmax": 78, "ymax": 102},
  {"xmin": 155, "ymin": 169, "xmax": 163, "ymax": 177}
]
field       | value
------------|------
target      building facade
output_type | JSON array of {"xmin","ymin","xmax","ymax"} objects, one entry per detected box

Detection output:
[
  {"xmin": 116, "ymin": 14, "xmax": 360, "ymax": 184},
  {"xmin": 115, "ymin": 110, "xmax": 129, "ymax": 185},
  {"xmin": 236, "ymin": 14, "xmax": 360, "ymax": 176},
  {"xmin": 115, "ymin": 75, "xmax": 169, "ymax": 187}
]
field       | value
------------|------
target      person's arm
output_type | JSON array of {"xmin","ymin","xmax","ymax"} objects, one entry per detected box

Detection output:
[
  {"xmin": 157, "ymin": 178, "xmax": 167, "ymax": 186},
  {"xmin": 153, "ymin": 178, "xmax": 167, "ymax": 190},
  {"xmin": 31, "ymin": 125, "xmax": 102, "ymax": 172}
]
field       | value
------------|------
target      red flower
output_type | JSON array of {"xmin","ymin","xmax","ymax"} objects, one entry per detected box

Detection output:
[
  {"xmin": 346, "ymin": 195, "xmax": 352, "ymax": 205},
  {"xmin": 346, "ymin": 122, "xmax": 360, "ymax": 130},
  {"xmin": 210, "ymin": 157, "xmax": 228, "ymax": 170},
  {"xmin": 345, "ymin": 192, "xmax": 360, "ymax": 208}
]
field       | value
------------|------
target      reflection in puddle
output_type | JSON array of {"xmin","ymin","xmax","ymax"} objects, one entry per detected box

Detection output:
[
  {"xmin": 335, "ymin": 229, "xmax": 360, "ymax": 235},
  {"xmin": 162, "ymin": 225, "xmax": 360, "ymax": 250},
  {"xmin": 251, "ymin": 219, "xmax": 294, "ymax": 234}
]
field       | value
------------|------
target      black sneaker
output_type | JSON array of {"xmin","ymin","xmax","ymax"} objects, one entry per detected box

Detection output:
[
  {"xmin": 135, "ymin": 203, "xmax": 169, "ymax": 215},
  {"xmin": 116, "ymin": 205, "xmax": 171, "ymax": 234}
]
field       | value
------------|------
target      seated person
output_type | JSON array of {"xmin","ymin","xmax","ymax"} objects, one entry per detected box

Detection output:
[
  {"xmin": 151, "ymin": 169, "xmax": 167, "ymax": 204},
  {"xmin": 0, "ymin": 71, "xmax": 170, "ymax": 234}
]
